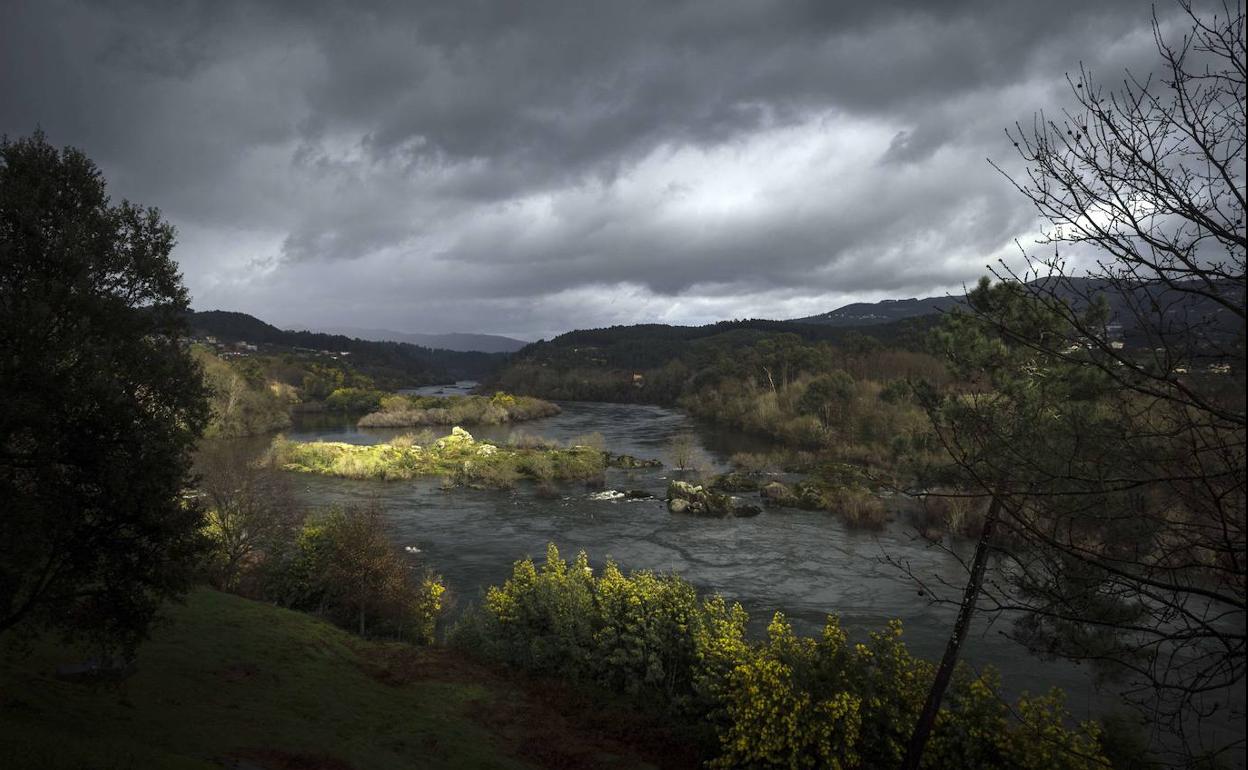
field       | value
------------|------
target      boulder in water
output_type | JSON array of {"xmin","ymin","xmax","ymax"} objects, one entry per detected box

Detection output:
[
  {"xmin": 667, "ymin": 480, "xmax": 750, "ymax": 517},
  {"xmin": 606, "ymin": 453, "xmax": 662, "ymax": 469}
]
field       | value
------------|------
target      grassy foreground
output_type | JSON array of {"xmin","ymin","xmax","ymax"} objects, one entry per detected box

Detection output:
[{"xmin": 0, "ymin": 589, "xmax": 677, "ymax": 770}]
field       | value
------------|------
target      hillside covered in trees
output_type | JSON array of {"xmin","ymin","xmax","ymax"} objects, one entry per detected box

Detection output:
[{"xmin": 188, "ymin": 310, "xmax": 509, "ymax": 384}]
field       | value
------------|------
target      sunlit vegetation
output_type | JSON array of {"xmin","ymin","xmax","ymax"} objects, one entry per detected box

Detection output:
[
  {"xmin": 196, "ymin": 346, "xmax": 293, "ymax": 438},
  {"xmin": 195, "ymin": 345, "xmax": 488, "ymax": 437},
  {"xmin": 358, "ymin": 391, "xmax": 560, "ymax": 427},
  {"xmin": 453, "ymin": 544, "xmax": 1112, "ymax": 769},
  {"xmin": 195, "ymin": 346, "xmax": 398, "ymax": 436},
  {"xmin": 323, "ymin": 385, "xmax": 387, "ymax": 413},
  {"xmin": 268, "ymin": 427, "xmax": 610, "ymax": 488}
]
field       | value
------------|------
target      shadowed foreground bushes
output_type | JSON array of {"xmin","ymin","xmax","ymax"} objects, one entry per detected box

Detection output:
[
  {"xmin": 267, "ymin": 505, "xmax": 444, "ymax": 642},
  {"xmin": 194, "ymin": 454, "xmax": 444, "ymax": 643},
  {"xmin": 454, "ymin": 544, "xmax": 1110, "ymax": 769}
]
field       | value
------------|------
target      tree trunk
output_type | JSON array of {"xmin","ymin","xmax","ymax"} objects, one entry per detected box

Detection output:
[{"xmin": 900, "ymin": 495, "xmax": 1002, "ymax": 770}]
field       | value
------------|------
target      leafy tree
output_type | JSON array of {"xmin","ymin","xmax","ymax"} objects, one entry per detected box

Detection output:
[
  {"xmin": 798, "ymin": 371, "xmax": 856, "ymax": 429},
  {"xmin": 0, "ymin": 131, "xmax": 210, "ymax": 654},
  {"xmin": 906, "ymin": 5, "xmax": 1245, "ymax": 766},
  {"xmin": 282, "ymin": 504, "xmax": 444, "ymax": 642}
]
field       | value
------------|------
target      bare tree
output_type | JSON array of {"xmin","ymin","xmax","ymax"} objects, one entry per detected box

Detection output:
[
  {"xmin": 907, "ymin": 4, "xmax": 1245, "ymax": 767},
  {"xmin": 196, "ymin": 442, "xmax": 303, "ymax": 592}
]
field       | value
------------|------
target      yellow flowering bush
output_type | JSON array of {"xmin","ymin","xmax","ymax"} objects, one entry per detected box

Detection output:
[
  {"xmin": 592, "ymin": 561, "xmax": 702, "ymax": 699},
  {"xmin": 712, "ymin": 613, "xmax": 862, "ymax": 769},
  {"xmin": 470, "ymin": 544, "xmax": 1110, "ymax": 769},
  {"xmin": 482, "ymin": 544, "xmax": 597, "ymax": 676}
]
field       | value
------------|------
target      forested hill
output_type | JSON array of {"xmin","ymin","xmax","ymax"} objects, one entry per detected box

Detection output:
[
  {"xmin": 793, "ymin": 277, "xmax": 1243, "ymax": 344},
  {"xmin": 186, "ymin": 310, "xmax": 508, "ymax": 383},
  {"xmin": 535, "ymin": 316, "xmax": 936, "ymax": 354},
  {"xmin": 494, "ymin": 315, "xmax": 940, "ymax": 405},
  {"xmin": 793, "ymin": 295, "xmax": 960, "ymax": 326}
]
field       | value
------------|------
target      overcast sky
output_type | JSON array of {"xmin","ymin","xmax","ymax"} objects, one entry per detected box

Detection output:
[{"xmin": 2, "ymin": 0, "xmax": 1185, "ymax": 339}]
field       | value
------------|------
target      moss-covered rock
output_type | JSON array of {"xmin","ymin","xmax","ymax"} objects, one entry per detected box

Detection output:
[
  {"xmin": 606, "ymin": 453, "xmax": 663, "ymax": 469},
  {"xmin": 667, "ymin": 480, "xmax": 753, "ymax": 518}
]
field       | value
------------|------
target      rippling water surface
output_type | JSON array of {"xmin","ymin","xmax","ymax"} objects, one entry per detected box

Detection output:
[{"xmin": 277, "ymin": 384, "xmax": 1129, "ymax": 722}]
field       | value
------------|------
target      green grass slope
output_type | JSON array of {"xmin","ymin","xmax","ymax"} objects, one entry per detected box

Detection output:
[{"xmin": 0, "ymin": 589, "xmax": 669, "ymax": 770}]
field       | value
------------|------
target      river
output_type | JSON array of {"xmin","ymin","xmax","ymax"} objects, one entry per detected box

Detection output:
[{"xmin": 280, "ymin": 383, "xmax": 1121, "ymax": 723}]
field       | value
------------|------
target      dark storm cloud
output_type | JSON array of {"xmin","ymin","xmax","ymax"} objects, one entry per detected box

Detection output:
[{"xmin": 0, "ymin": 0, "xmax": 1180, "ymax": 336}]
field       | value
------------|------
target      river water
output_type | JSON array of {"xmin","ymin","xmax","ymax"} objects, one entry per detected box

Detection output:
[{"xmin": 279, "ymin": 383, "xmax": 1123, "ymax": 723}]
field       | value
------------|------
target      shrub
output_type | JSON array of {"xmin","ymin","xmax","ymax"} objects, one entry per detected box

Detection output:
[
  {"xmin": 509, "ymin": 430, "xmax": 560, "ymax": 449},
  {"xmin": 465, "ymin": 545, "xmax": 1110, "ymax": 769},
  {"xmin": 480, "ymin": 545, "xmax": 598, "ymax": 676},
  {"xmin": 325, "ymin": 387, "xmax": 386, "ymax": 413},
  {"xmin": 268, "ymin": 504, "xmax": 444, "ymax": 642},
  {"xmin": 922, "ymin": 491, "xmax": 990, "ymax": 537},
  {"xmin": 668, "ymin": 433, "xmax": 698, "ymax": 471},
  {"xmin": 712, "ymin": 613, "xmax": 863, "ymax": 769},
  {"xmin": 824, "ymin": 485, "xmax": 889, "ymax": 530},
  {"xmin": 730, "ymin": 452, "xmax": 780, "ymax": 474},
  {"xmin": 379, "ymin": 394, "xmax": 413, "ymax": 412},
  {"xmin": 569, "ymin": 431, "xmax": 606, "ymax": 451}
]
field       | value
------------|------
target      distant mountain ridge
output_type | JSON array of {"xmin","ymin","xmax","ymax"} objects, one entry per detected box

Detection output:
[
  {"xmin": 185, "ymin": 310, "xmax": 508, "ymax": 383},
  {"xmin": 791, "ymin": 278, "xmax": 1242, "ymax": 341},
  {"xmin": 308, "ymin": 326, "xmax": 528, "ymax": 354},
  {"xmin": 792, "ymin": 295, "xmax": 962, "ymax": 326}
]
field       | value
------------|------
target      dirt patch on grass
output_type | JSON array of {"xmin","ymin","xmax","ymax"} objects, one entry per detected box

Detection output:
[
  {"xmin": 357, "ymin": 645, "xmax": 496, "ymax": 687},
  {"xmin": 358, "ymin": 644, "xmax": 704, "ymax": 769},
  {"xmin": 228, "ymin": 748, "xmax": 355, "ymax": 770},
  {"xmin": 217, "ymin": 662, "xmax": 260, "ymax": 683},
  {"xmin": 467, "ymin": 671, "xmax": 706, "ymax": 770}
]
